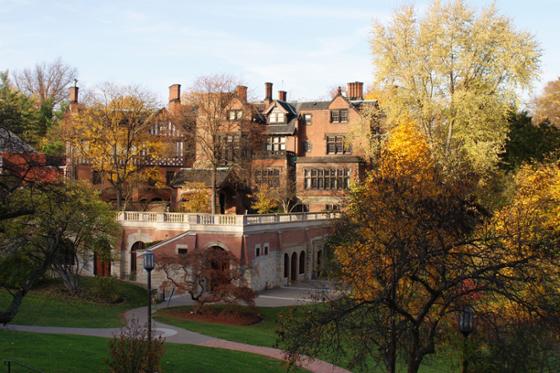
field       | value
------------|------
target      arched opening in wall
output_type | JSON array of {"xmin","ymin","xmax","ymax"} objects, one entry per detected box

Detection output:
[
  {"xmin": 291, "ymin": 252, "xmax": 298, "ymax": 282},
  {"xmin": 208, "ymin": 246, "xmax": 229, "ymax": 291},
  {"xmin": 299, "ymin": 251, "xmax": 305, "ymax": 275},
  {"xmin": 317, "ymin": 250, "xmax": 322, "ymax": 278},
  {"xmin": 130, "ymin": 241, "xmax": 145, "ymax": 277},
  {"xmin": 284, "ymin": 253, "xmax": 289, "ymax": 278}
]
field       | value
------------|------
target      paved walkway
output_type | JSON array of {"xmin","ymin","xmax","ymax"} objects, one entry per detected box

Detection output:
[{"xmin": 1, "ymin": 285, "xmax": 349, "ymax": 373}]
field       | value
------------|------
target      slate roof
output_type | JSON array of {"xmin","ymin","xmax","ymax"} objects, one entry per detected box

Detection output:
[
  {"xmin": 0, "ymin": 128, "xmax": 35, "ymax": 153},
  {"xmin": 295, "ymin": 101, "xmax": 331, "ymax": 111},
  {"xmin": 264, "ymin": 122, "xmax": 296, "ymax": 135},
  {"xmin": 255, "ymin": 96, "xmax": 377, "ymax": 117}
]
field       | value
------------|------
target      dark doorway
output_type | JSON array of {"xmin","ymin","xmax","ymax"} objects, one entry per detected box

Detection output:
[
  {"xmin": 291, "ymin": 252, "xmax": 298, "ymax": 282},
  {"xmin": 299, "ymin": 251, "xmax": 305, "ymax": 274},
  {"xmin": 130, "ymin": 241, "xmax": 145, "ymax": 276},
  {"xmin": 284, "ymin": 253, "xmax": 289, "ymax": 278},
  {"xmin": 316, "ymin": 250, "xmax": 322, "ymax": 278},
  {"xmin": 93, "ymin": 253, "xmax": 111, "ymax": 277}
]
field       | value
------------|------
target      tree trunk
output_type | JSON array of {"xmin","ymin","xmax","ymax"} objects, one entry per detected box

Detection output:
[
  {"xmin": 388, "ymin": 257, "xmax": 398, "ymax": 373},
  {"xmin": 211, "ymin": 166, "xmax": 217, "ymax": 215},
  {"xmin": 116, "ymin": 187, "xmax": 122, "ymax": 211},
  {"xmin": 0, "ymin": 290, "xmax": 26, "ymax": 325},
  {"xmin": 55, "ymin": 267, "xmax": 80, "ymax": 295},
  {"xmin": 407, "ymin": 330, "xmax": 423, "ymax": 373},
  {"xmin": 407, "ymin": 358, "xmax": 422, "ymax": 373}
]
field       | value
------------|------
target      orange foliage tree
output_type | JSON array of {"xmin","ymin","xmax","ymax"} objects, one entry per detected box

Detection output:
[
  {"xmin": 278, "ymin": 121, "xmax": 560, "ymax": 373},
  {"xmin": 63, "ymin": 84, "xmax": 166, "ymax": 210}
]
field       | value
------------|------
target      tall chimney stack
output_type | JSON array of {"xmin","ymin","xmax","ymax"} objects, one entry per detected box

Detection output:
[
  {"xmin": 347, "ymin": 81, "xmax": 364, "ymax": 100},
  {"xmin": 68, "ymin": 86, "xmax": 78, "ymax": 103},
  {"xmin": 356, "ymin": 81, "xmax": 364, "ymax": 100},
  {"xmin": 278, "ymin": 90, "xmax": 287, "ymax": 101},
  {"xmin": 264, "ymin": 82, "xmax": 273, "ymax": 103},
  {"xmin": 236, "ymin": 85, "xmax": 248, "ymax": 102},
  {"xmin": 68, "ymin": 85, "xmax": 79, "ymax": 113},
  {"xmin": 169, "ymin": 84, "xmax": 181, "ymax": 104}
]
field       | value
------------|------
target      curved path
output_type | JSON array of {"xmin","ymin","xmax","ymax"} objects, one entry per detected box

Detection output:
[{"xmin": 1, "ymin": 286, "xmax": 349, "ymax": 373}]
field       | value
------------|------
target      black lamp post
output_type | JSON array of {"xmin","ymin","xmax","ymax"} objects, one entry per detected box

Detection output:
[
  {"xmin": 143, "ymin": 250, "xmax": 155, "ymax": 343},
  {"xmin": 459, "ymin": 306, "xmax": 475, "ymax": 373}
]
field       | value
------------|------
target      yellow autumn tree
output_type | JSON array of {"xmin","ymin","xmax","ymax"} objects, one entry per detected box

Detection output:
[
  {"xmin": 180, "ymin": 182, "xmax": 211, "ymax": 213},
  {"xmin": 251, "ymin": 184, "xmax": 280, "ymax": 214},
  {"xmin": 371, "ymin": 0, "xmax": 540, "ymax": 178},
  {"xmin": 484, "ymin": 162, "xmax": 560, "ymax": 313},
  {"xmin": 279, "ymin": 121, "xmax": 560, "ymax": 373},
  {"xmin": 465, "ymin": 162, "xmax": 560, "ymax": 371},
  {"xmin": 63, "ymin": 84, "xmax": 166, "ymax": 209}
]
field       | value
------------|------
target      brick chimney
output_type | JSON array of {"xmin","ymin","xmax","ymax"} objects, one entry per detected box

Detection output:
[
  {"xmin": 236, "ymin": 85, "xmax": 248, "ymax": 102},
  {"xmin": 347, "ymin": 81, "xmax": 364, "ymax": 100},
  {"xmin": 278, "ymin": 90, "xmax": 287, "ymax": 101},
  {"xmin": 169, "ymin": 84, "xmax": 181, "ymax": 104},
  {"xmin": 264, "ymin": 82, "xmax": 273, "ymax": 104},
  {"xmin": 68, "ymin": 85, "xmax": 79, "ymax": 113}
]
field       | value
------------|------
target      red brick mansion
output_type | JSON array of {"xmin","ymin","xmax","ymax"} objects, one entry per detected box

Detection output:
[{"xmin": 67, "ymin": 80, "xmax": 377, "ymax": 290}]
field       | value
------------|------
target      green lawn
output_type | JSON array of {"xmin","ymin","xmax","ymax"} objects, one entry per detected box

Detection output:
[
  {"xmin": 155, "ymin": 305, "xmax": 460, "ymax": 372},
  {"xmin": 0, "ymin": 330, "xmax": 305, "ymax": 373},
  {"xmin": 0, "ymin": 277, "xmax": 146, "ymax": 328},
  {"xmin": 155, "ymin": 304, "xmax": 286, "ymax": 347}
]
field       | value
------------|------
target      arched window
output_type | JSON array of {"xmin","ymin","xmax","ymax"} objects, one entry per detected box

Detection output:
[
  {"xmin": 284, "ymin": 253, "xmax": 289, "ymax": 278},
  {"xmin": 264, "ymin": 244, "xmax": 269, "ymax": 255},
  {"xmin": 299, "ymin": 251, "xmax": 305, "ymax": 274},
  {"xmin": 291, "ymin": 252, "xmax": 298, "ymax": 281},
  {"xmin": 255, "ymin": 246, "xmax": 260, "ymax": 257},
  {"xmin": 130, "ymin": 241, "xmax": 145, "ymax": 274}
]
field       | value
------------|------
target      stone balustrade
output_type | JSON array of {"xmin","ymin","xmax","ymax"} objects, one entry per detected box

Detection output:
[{"xmin": 117, "ymin": 211, "xmax": 340, "ymax": 227}]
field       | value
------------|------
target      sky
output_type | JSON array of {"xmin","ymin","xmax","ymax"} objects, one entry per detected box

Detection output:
[{"xmin": 1, "ymin": 0, "xmax": 558, "ymax": 105}]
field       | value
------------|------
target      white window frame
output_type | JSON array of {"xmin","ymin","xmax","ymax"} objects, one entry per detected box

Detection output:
[{"xmin": 176, "ymin": 244, "xmax": 188, "ymax": 256}]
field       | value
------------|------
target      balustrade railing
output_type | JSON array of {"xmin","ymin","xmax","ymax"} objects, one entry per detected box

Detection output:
[{"xmin": 117, "ymin": 211, "xmax": 339, "ymax": 226}]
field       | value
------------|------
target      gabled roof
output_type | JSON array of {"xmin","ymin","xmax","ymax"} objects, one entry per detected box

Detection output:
[
  {"xmin": 263, "ymin": 100, "xmax": 298, "ymax": 116},
  {"xmin": 293, "ymin": 97, "xmax": 377, "ymax": 113}
]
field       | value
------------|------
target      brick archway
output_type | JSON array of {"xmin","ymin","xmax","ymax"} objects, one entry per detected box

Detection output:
[{"xmin": 130, "ymin": 241, "xmax": 145, "ymax": 275}]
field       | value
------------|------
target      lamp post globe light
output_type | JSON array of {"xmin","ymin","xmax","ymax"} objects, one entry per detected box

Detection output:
[
  {"xmin": 143, "ymin": 250, "xmax": 155, "ymax": 344},
  {"xmin": 459, "ymin": 306, "xmax": 475, "ymax": 373}
]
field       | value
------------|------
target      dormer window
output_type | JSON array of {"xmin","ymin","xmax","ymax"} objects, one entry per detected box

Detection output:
[
  {"xmin": 269, "ymin": 111, "xmax": 285, "ymax": 124},
  {"xmin": 330, "ymin": 109, "xmax": 348, "ymax": 123},
  {"xmin": 228, "ymin": 110, "xmax": 243, "ymax": 121}
]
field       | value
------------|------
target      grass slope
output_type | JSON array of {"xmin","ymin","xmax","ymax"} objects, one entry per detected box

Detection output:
[
  {"xmin": 0, "ymin": 330, "xmax": 305, "ymax": 373},
  {"xmin": 156, "ymin": 305, "xmax": 284, "ymax": 347},
  {"xmin": 155, "ymin": 305, "xmax": 459, "ymax": 372},
  {"xmin": 0, "ymin": 277, "xmax": 146, "ymax": 328}
]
